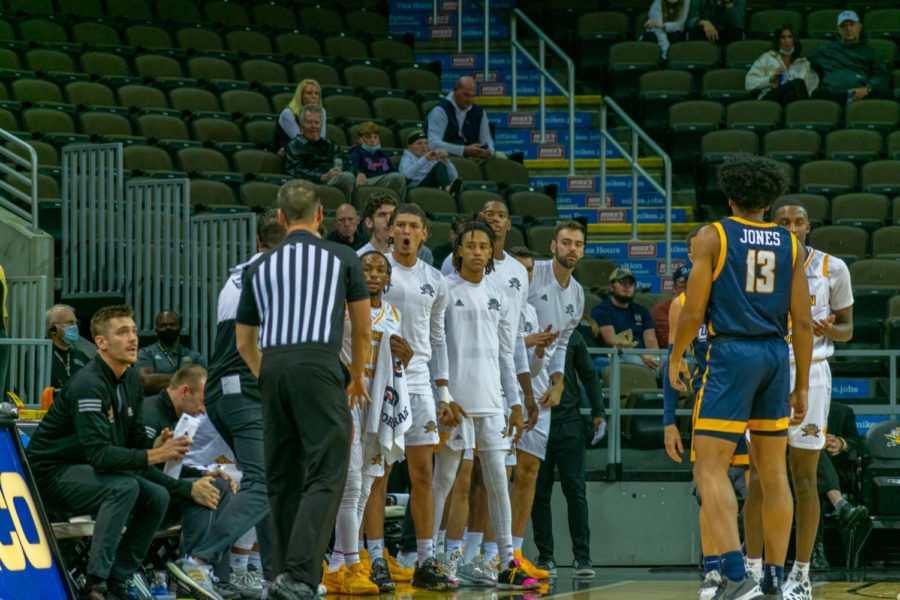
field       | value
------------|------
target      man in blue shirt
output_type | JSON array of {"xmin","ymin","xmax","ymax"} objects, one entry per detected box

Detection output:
[{"xmin": 589, "ymin": 267, "xmax": 659, "ymax": 370}]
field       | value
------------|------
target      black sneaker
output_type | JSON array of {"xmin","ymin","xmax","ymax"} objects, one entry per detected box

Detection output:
[
  {"xmin": 370, "ymin": 557, "xmax": 396, "ymax": 592},
  {"xmin": 811, "ymin": 541, "xmax": 829, "ymax": 570},
  {"xmin": 535, "ymin": 556, "xmax": 557, "ymax": 577},
  {"xmin": 79, "ymin": 581, "xmax": 109, "ymax": 600},
  {"xmin": 497, "ymin": 560, "xmax": 541, "ymax": 590},
  {"xmin": 108, "ymin": 578, "xmax": 143, "ymax": 600},
  {"xmin": 412, "ymin": 559, "xmax": 458, "ymax": 591},
  {"xmin": 269, "ymin": 574, "xmax": 317, "ymax": 600},
  {"xmin": 838, "ymin": 501, "xmax": 869, "ymax": 529}
]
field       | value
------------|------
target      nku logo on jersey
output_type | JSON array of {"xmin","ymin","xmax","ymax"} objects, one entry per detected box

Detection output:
[
  {"xmin": 565, "ymin": 303, "xmax": 575, "ymax": 316},
  {"xmin": 886, "ymin": 427, "xmax": 900, "ymax": 448},
  {"xmin": 509, "ymin": 277, "xmax": 521, "ymax": 290},
  {"xmin": 420, "ymin": 284, "xmax": 435, "ymax": 297},
  {"xmin": 487, "ymin": 298, "xmax": 501, "ymax": 311},
  {"xmin": 801, "ymin": 424, "xmax": 821, "ymax": 438}
]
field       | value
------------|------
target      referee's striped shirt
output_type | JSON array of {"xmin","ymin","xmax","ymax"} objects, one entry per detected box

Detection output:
[{"xmin": 236, "ymin": 229, "xmax": 368, "ymax": 352}]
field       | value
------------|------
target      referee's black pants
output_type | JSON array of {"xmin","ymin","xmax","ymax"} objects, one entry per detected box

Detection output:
[{"xmin": 259, "ymin": 348, "xmax": 351, "ymax": 586}]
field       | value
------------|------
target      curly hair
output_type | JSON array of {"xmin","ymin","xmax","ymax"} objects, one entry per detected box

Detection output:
[
  {"xmin": 452, "ymin": 220, "xmax": 496, "ymax": 275},
  {"xmin": 716, "ymin": 154, "xmax": 788, "ymax": 212}
]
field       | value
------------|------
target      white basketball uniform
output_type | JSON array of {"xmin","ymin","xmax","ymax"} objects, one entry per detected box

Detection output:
[
  {"xmin": 788, "ymin": 247, "xmax": 853, "ymax": 450},
  {"xmin": 382, "ymin": 254, "xmax": 449, "ymax": 446}
]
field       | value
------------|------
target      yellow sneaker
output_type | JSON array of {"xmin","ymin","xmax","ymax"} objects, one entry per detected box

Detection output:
[
  {"xmin": 359, "ymin": 548, "xmax": 371, "ymax": 572},
  {"xmin": 341, "ymin": 562, "xmax": 380, "ymax": 595},
  {"xmin": 514, "ymin": 549, "xmax": 550, "ymax": 580},
  {"xmin": 384, "ymin": 549, "xmax": 414, "ymax": 582},
  {"xmin": 321, "ymin": 561, "xmax": 345, "ymax": 594}
]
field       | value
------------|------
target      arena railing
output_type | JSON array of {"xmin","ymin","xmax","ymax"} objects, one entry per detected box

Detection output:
[
  {"xmin": 588, "ymin": 346, "xmax": 899, "ymax": 481},
  {"xmin": 190, "ymin": 212, "xmax": 257, "ymax": 360},
  {"xmin": 510, "ymin": 8, "xmax": 576, "ymax": 176},
  {"xmin": 0, "ymin": 129, "xmax": 39, "ymax": 231},
  {"xmin": 599, "ymin": 98, "xmax": 675, "ymax": 275},
  {"xmin": 2, "ymin": 276, "xmax": 51, "ymax": 407}
]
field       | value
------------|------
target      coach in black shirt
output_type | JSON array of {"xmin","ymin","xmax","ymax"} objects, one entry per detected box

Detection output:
[
  {"xmin": 26, "ymin": 305, "xmax": 192, "ymax": 600},
  {"xmin": 236, "ymin": 179, "xmax": 372, "ymax": 600}
]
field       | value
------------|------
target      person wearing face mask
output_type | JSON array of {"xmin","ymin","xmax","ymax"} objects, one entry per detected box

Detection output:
[
  {"xmin": 399, "ymin": 130, "xmax": 462, "ymax": 193},
  {"xmin": 137, "ymin": 309, "xmax": 206, "ymax": 395},
  {"xmin": 348, "ymin": 121, "xmax": 407, "ymax": 202},
  {"xmin": 47, "ymin": 303, "xmax": 90, "ymax": 390},
  {"xmin": 745, "ymin": 25, "xmax": 819, "ymax": 105}
]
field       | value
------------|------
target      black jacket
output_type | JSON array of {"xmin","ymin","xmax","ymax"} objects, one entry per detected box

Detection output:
[
  {"xmin": 554, "ymin": 330, "xmax": 606, "ymax": 424},
  {"xmin": 142, "ymin": 389, "xmax": 204, "ymax": 480},
  {"xmin": 284, "ymin": 134, "xmax": 346, "ymax": 182}
]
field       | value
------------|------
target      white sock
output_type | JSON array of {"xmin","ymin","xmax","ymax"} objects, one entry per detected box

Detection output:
[
  {"xmin": 480, "ymin": 449, "xmax": 514, "ymax": 566},
  {"xmin": 248, "ymin": 550, "xmax": 261, "ymax": 570},
  {"xmin": 230, "ymin": 550, "xmax": 250, "ymax": 572},
  {"xmin": 484, "ymin": 541, "xmax": 498, "ymax": 562},
  {"xmin": 358, "ymin": 539, "xmax": 365, "ymax": 551},
  {"xmin": 367, "ymin": 538, "xmax": 384, "ymax": 558},
  {"xmin": 343, "ymin": 551, "xmax": 360, "ymax": 568},
  {"xmin": 792, "ymin": 561, "xmax": 809, "ymax": 578},
  {"xmin": 746, "ymin": 556, "xmax": 763, "ymax": 576},
  {"xmin": 329, "ymin": 552, "xmax": 343, "ymax": 572},
  {"xmin": 463, "ymin": 532, "xmax": 483, "ymax": 564},
  {"xmin": 448, "ymin": 539, "xmax": 464, "ymax": 555},
  {"xmin": 436, "ymin": 530, "xmax": 447, "ymax": 554},
  {"xmin": 335, "ymin": 469, "xmax": 362, "ymax": 571},
  {"xmin": 512, "ymin": 536, "xmax": 523, "ymax": 551},
  {"xmin": 416, "ymin": 539, "xmax": 434, "ymax": 566}
]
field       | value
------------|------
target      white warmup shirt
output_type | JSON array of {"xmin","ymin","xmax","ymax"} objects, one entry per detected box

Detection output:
[
  {"xmin": 487, "ymin": 252, "xmax": 530, "ymax": 376},
  {"xmin": 527, "ymin": 260, "xmax": 584, "ymax": 378}
]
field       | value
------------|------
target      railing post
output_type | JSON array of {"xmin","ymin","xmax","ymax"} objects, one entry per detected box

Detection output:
[
  {"xmin": 600, "ymin": 104, "xmax": 607, "ymax": 206},
  {"xmin": 511, "ymin": 13, "xmax": 517, "ymax": 112},
  {"xmin": 539, "ymin": 39, "xmax": 546, "ymax": 144},
  {"xmin": 457, "ymin": 0, "xmax": 463, "ymax": 54},
  {"xmin": 631, "ymin": 129, "xmax": 639, "ymax": 242},
  {"xmin": 483, "ymin": 0, "xmax": 489, "ymax": 82},
  {"xmin": 610, "ymin": 350, "xmax": 621, "ymax": 468},
  {"xmin": 433, "ymin": 0, "xmax": 438, "ymax": 33},
  {"xmin": 568, "ymin": 58, "xmax": 575, "ymax": 176},
  {"xmin": 891, "ymin": 354, "xmax": 897, "ymax": 419},
  {"xmin": 664, "ymin": 155, "xmax": 673, "ymax": 275}
]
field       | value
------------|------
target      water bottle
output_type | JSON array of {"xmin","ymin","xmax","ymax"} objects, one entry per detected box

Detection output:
[
  {"xmin": 846, "ymin": 89, "xmax": 854, "ymax": 105},
  {"xmin": 779, "ymin": 69, "xmax": 787, "ymax": 85},
  {"xmin": 150, "ymin": 571, "xmax": 168, "ymax": 596},
  {"xmin": 333, "ymin": 157, "xmax": 343, "ymax": 170}
]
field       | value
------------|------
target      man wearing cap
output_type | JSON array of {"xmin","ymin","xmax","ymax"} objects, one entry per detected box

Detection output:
[
  {"xmin": 426, "ymin": 76, "xmax": 495, "ymax": 159},
  {"xmin": 589, "ymin": 268, "xmax": 659, "ymax": 371},
  {"xmin": 399, "ymin": 130, "xmax": 461, "ymax": 192},
  {"xmin": 650, "ymin": 266, "xmax": 691, "ymax": 349},
  {"xmin": 808, "ymin": 10, "xmax": 889, "ymax": 104}
]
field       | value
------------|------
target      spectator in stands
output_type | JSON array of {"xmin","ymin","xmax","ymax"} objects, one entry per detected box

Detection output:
[
  {"xmin": 273, "ymin": 79, "xmax": 326, "ymax": 157},
  {"xmin": 745, "ymin": 25, "xmax": 819, "ymax": 105},
  {"xmin": 137, "ymin": 310, "xmax": 206, "ymax": 395},
  {"xmin": 47, "ymin": 304, "xmax": 90, "ymax": 390},
  {"xmin": 349, "ymin": 121, "xmax": 408, "ymax": 201},
  {"xmin": 808, "ymin": 10, "xmax": 890, "ymax": 104},
  {"xmin": 399, "ymin": 130, "xmax": 462, "ymax": 193},
  {"xmin": 813, "ymin": 400, "xmax": 869, "ymax": 569},
  {"xmin": 650, "ymin": 266, "xmax": 690, "ymax": 349},
  {"xmin": 642, "ymin": 0, "xmax": 691, "ymax": 60},
  {"xmin": 590, "ymin": 268, "xmax": 660, "ymax": 370},
  {"xmin": 25, "ymin": 305, "xmax": 192, "ymax": 600},
  {"xmin": 0, "ymin": 262, "xmax": 8, "ymax": 402},
  {"xmin": 326, "ymin": 203, "xmax": 369, "ymax": 251},
  {"xmin": 356, "ymin": 194, "xmax": 434, "ymax": 265},
  {"xmin": 687, "ymin": 0, "xmax": 746, "ymax": 45},
  {"xmin": 437, "ymin": 215, "xmax": 472, "ymax": 275},
  {"xmin": 284, "ymin": 104, "xmax": 356, "ymax": 202},
  {"xmin": 426, "ymin": 76, "xmax": 495, "ymax": 159}
]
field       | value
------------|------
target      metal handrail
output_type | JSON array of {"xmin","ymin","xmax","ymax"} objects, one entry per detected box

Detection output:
[
  {"xmin": 509, "ymin": 8, "xmax": 576, "ymax": 176},
  {"xmin": 599, "ymin": 97, "xmax": 673, "ymax": 275},
  {"xmin": 0, "ymin": 129, "xmax": 39, "ymax": 231},
  {"xmin": 589, "ymin": 346, "xmax": 900, "ymax": 474}
]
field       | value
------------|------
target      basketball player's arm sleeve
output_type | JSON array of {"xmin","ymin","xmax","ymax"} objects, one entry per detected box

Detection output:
[
  {"xmin": 789, "ymin": 241, "xmax": 813, "ymax": 391},
  {"xmin": 498, "ymin": 298, "xmax": 521, "ymax": 408},
  {"xmin": 513, "ymin": 306, "xmax": 529, "ymax": 376},
  {"xmin": 429, "ymin": 278, "xmax": 450, "ymax": 383}
]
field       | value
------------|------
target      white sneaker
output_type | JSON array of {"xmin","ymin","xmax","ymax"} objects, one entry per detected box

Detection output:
[
  {"xmin": 444, "ymin": 549, "xmax": 463, "ymax": 578},
  {"xmin": 699, "ymin": 570, "xmax": 723, "ymax": 599},
  {"xmin": 781, "ymin": 569, "xmax": 812, "ymax": 600},
  {"xmin": 456, "ymin": 557, "xmax": 497, "ymax": 587},
  {"xmin": 231, "ymin": 566, "xmax": 264, "ymax": 598},
  {"xmin": 397, "ymin": 551, "xmax": 417, "ymax": 569},
  {"xmin": 166, "ymin": 558, "xmax": 224, "ymax": 600}
]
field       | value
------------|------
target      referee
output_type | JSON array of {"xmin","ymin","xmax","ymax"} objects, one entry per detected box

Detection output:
[{"xmin": 236, "ymin": 179, "xmax": 372, "ymax": 600}]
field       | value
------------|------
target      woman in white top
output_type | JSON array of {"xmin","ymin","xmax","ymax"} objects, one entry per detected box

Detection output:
[
  {"xmin": 274, "ymin": 78, "xmax": 328, "ymax": 156},
  {"xmin": 745, "ymin": 26, "xmax": 819, "ymax": 105},
  {"xmin": 642, "ymin": 0, "xmax": 690, "ymax": 60}
]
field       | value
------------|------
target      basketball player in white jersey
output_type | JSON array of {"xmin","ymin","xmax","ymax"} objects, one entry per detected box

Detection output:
[
  {"xmin": 744, "ymin": 203, "xmax": 852, "ymax": 600},
  {"xmin": 437, "ymin": 220, "xmax": 537, "ymax": 590},
  {"xmin": 360, "ymin": 203, "xmax": 457, "ymax": 591},
  {"xmin": 525, "ymin": 220, "xmax": 586, "ymax": 571}
]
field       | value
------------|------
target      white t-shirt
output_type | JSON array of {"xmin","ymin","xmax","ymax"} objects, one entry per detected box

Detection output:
[
  {"xmin": 441, "ymin": 253, "xmax": 454, "ymax": 276},
  {"xmin": 487, "ymin": 252, "xmax": 530, "ymax": 375},
  {"xmin": 527, "ymin": 259, "xmax": 584, "ymax": 376},
  {"xmin": 444, "ymin": 273, "xmax": 519, "ymax": 417},
  {"xmin": 381, "ymin": 255, "xmax": 449, "ymax": 393},
  {"xmin": 789, "ymin": 247, "xmax": 854, "ymax": 363}
]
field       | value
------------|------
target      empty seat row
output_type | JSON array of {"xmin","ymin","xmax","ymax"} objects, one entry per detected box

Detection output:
[{"xmin": 775, "ymin": 193, "xmax": 900, "ymax": 228}]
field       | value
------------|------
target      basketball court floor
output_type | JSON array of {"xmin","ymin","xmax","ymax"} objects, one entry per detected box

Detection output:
[{"xmin": 321, "ymin": 567, "xmax": 900, "ymax": 600}]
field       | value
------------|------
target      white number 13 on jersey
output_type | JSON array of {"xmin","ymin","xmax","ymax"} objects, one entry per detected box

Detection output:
[{"xmin": 745, "ymin": 250, "xmax": 775, "ymax": 293}]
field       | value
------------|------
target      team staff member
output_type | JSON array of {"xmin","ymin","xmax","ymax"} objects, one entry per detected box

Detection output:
[
  {"xmin": 46, "ymin": 303, "xmax": 90, "ymax": 389},
  {"xmin": 137, "ymin": 310, "xmax": 206, "ymax": 394},
  {"xmin": 25, "ymin": 305, "xmax": 193, "ymax": 600},
  {"xmin": 235, "ymin": 180, "xmax": 372, "ymax": 600}
]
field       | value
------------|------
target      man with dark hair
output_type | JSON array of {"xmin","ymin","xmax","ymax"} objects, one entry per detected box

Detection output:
[
  {"xmin": 426, "ymin": 76, "xmax": 494, "ymax": 159},
  {"xmin": 26, "ymin": 304, "xmax": 193, "ymax": 600},
  {"xmin": 651, "ymin": 266, "xmax": 691, "ymax": 349},
  {"xmin": 669, "ymin": 154, "xmax": 813, "ymax": 599},
  {"xmin": 47, "ymin": 303, "xmax": 90, "ymax": 389},
  {"xmin": 808, "ymin": 10, "xmax": 890, "ymax": 104},
  {"xmin": 236, "ymin": 180, "xmax": 372, "ymax": 600},
  {"xmin": 687, "ymin": 0, "xmax": 746, "ymax": 45},
  {"xmin": 357, "ymin": 194, "xmax": 433, "ymax": 265},
  {"xmin": 326, "ymin": 203, "xmax": 368, "ymax": 251},
  {"xmin": 167, "ymin": 208, "xmax": 285, "ymax": 598},
  {"xmin": 284, "ymin": 104, "xmax": 355, "ymax": 200},
  {"xmin": 137, "ymin": 309, "xmax": 206, "ymax": 394}
]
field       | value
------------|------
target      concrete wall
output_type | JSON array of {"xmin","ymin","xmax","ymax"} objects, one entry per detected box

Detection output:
[
  {"xmin": 0, "ymin": 208, "xmax": 54, "ymax": 282},
  {"xmin": 523, "ymin": 481, "xmax": 701, "ymax": 566}
]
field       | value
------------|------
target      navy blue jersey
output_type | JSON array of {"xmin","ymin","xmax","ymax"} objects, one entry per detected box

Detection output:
[{"xmin": 708, "ymin": 217, "xmax": 796, "ymax": 339}]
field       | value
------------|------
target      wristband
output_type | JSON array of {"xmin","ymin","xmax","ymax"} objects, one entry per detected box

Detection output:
[{"xmin": 438, "ymin": 386, "xmax": 451, "ymax": 405}]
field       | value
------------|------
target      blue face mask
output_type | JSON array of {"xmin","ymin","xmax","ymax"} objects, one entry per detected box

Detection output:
[
  {"xmin": 362, "ymin": 143, "xmax": 381, "ymax": 152},
  {"xmin": 779, "ymin": 47, "xmax": 794, "ymax": 55},
  {"xmin": 63, "ymin": 324, "xmax": 79, "ymax": 345}
]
